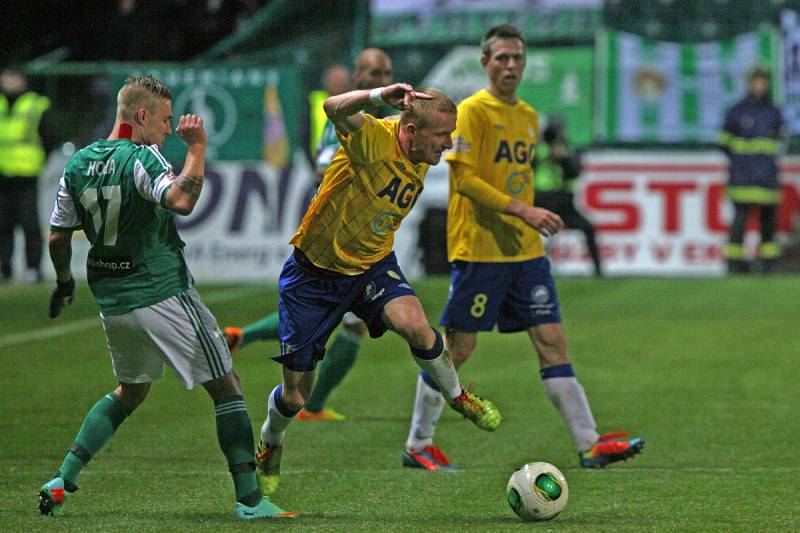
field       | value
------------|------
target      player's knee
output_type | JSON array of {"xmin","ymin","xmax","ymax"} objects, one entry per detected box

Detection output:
[
  {"xmin": 201, "ymin": 370, "xmax": 244, "ymax": 401},
  {"xmin": 449, "ymin": 345, "xmax": 473, "ymax": 367},
  {"xmin": 445, "ymin": 340, "xmax": 474, "ymax": 366},
  {"xmin": 116, "ymin": 383, "xmax": 150, "ymax": 410},
  {"xmin": 444, "ymin": 329, "xmax": 476, "ymax": 366}
]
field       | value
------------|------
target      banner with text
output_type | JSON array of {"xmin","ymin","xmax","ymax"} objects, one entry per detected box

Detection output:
[
  {"xmin": 39, "ymin": 152, "xmax": 429, "ymax": 283},
  {"xmin": 34, "ymin": 151, "xmax": 800, "ymax": 282},
  {"xmin": 547, "ymin": 151, "xmax": 800, "ymax": 276}
]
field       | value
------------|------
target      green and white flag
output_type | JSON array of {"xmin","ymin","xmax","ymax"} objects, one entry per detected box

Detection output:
[{"xmin": 595, "ymin": 27, "xmax": 780, "ymax": 143}]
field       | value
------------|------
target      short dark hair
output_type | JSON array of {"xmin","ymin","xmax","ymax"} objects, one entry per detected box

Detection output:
[
  {"xmin": 400, "ymin": 88, "xmax": 457, "ymax": 130},
  {"xmin": 748, "ymin": 64, "xmax": 771, "ymax": 81},
  {"xmin": 481, "ymin": 25, "xmax": 526, "ymax": 57}
]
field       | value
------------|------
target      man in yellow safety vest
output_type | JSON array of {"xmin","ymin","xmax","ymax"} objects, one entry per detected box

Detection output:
[{"xmin": 0, "ymin": 67, "xmax": 55, "ymax": 283}]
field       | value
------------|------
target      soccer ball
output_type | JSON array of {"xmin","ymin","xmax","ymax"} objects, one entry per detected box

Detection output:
[{"xmin": 506, "ymin": 462, "xmax": 568, "ymax": 521}]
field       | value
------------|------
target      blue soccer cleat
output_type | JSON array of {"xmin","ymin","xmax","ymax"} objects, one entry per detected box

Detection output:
[
  {"xmin": 234, "ymin": 497, "xmax": 296, "ymax": 519},
  {"xmin": 38, "ymin": 477, "xmax": 73, "ymax": 517}
]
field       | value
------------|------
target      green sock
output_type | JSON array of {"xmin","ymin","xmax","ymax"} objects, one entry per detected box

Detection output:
[
  {"xmin": 241, "ymin": 312, "xmax": 280, "ymax": 347},
  {"xmin": 305, "ymin": 331, "xmax": 360, "ymax": 412},
  {"xmin": 214, "ymin": 395, "xmax": 260, "ymax": 504},
  {"xmin": 59, "ymin": 392, "xmax": 132, "ymax": 484}
]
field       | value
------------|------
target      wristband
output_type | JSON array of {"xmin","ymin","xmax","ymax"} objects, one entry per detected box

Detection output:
[{"xmin": 369, "ymin": 87, "xmax": 385, "ymax": 106}]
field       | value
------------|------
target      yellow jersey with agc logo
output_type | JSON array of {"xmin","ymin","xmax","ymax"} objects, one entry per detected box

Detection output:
[
  {"xmin": 291, "ymin": 115, "xmax": 428, "ymax": 275},
  {"xmin": 445, "ymin": 89, "xmax": 543, "ymax": 262}
]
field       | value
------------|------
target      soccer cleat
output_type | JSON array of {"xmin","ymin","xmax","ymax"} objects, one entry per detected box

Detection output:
[
  {"xmin": 224, "ymin": 327, "xmax": 243, "ymax": 354},
  {"xmin": 402, "ymin": 445, "xmax": 461, "ymax": 472},
  {"xmin": 448, "ymin": 386, "xmax": 501, "ymax": 432},
  {"xmin": 296, "ymin": 407, "xmax": 347, "ymax": 421},
  {"xmin": 579, "ymin": 431, "xmax": 645, "ymax": 469},
  {"xmin": 234, "ymin": 498, "xmax": 297, "ymax": 519},
  {"xmin": 38, "ymin": 477, "xmax": 70, "ymax": 517},
  {"xmin": 256, "ymin": 440, "xmax": 282, "ymax": 495}
]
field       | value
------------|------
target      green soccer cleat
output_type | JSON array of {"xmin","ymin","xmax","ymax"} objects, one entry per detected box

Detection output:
[
  {"xmin": 38, "ymin": 477, "xmax": 74, "ymax": 517},
  {"xmin": 256, "ymin": 440, "xmax": 282, "ymax": 495},
  {"xmin": 449, "ymin": 386, "xmax": 501, "ymax": 431},
  {"xmin": 580, "ymin": 431, "xmax": 645, "ymax": 468},
  {"xmin": 234, "ymin": 497, "xmax": 296, "ymax": 519},
  {"xmin": 296, "ymin": 406, "xmax": 347, "ymax": 421}
]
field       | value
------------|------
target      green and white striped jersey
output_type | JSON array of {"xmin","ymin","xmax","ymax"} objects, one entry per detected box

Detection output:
[
  {"xmin": 50, "ymin": 139, "xmax": 191, "ymax": 315},
  {"xmin": 595, "ymin": 27, "xmax": 780, "ymax": 143}
]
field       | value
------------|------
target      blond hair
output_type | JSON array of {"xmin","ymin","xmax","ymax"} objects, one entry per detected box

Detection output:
[
  {"xmin": 117, "ymin": 75, "xmax": 172, "ymax": 120},
  {"xmin": 400, "ymin": 88, "xmax": 456, "ymax": 130}
]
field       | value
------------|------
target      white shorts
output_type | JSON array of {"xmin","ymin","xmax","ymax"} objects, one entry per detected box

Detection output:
[{"xmin": 100, "ymin": 288, "xmax": 232, "ymax": 389}]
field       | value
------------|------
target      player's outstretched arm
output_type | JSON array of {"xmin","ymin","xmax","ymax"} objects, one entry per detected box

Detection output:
[
  {"xmin": 324, "ymin": 83, "xmax": 432, "ymax": 135},
  {"xmin": 163, "ymin": 114, "xmax": 207, "ymax": 216},
  {"xmin": 48, "ymin": 230, "xmax": 75, "ymax": 318}
]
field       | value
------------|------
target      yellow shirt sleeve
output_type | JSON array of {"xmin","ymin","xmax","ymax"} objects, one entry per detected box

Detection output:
[
  {"xmin": 336, "ymin": 114, "xmax": 394, "ymax": 164},
  {"xmin": 450, "ymin": 161, "xmax": 513, "ymax": 213}
]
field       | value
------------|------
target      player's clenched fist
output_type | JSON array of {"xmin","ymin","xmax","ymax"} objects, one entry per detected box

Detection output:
[{"xmin": 176, "ymin": 114, "xmax": 207, "ymax": 146}]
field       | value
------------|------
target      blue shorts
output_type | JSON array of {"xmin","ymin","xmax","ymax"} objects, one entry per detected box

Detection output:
[
  {"xmin": 439, "ymin": 257, "xmax": 561, "ymax": 333},
  {"xmin": 274, "ymin": 249, "xmax": 416, "ymax": 371}
]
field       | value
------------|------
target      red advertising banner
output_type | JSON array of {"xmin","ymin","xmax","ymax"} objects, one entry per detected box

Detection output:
[{"xmin": 550, "ymin": 152, "xmax": 800, "ymax": 276}]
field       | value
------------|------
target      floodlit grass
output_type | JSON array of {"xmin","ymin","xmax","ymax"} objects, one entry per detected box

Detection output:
[{"xmin": 1, "ymin": 276, "xmax": 798, "ymax": 531}]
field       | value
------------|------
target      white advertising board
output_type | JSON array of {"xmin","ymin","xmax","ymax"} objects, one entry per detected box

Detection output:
[
  {"xmin": 551, "ymin": 151, "xmax": 800, "ymax": 276},
  {"xmin": 29, "ymin": 150, "xmax": 800, "ymax": 283}
]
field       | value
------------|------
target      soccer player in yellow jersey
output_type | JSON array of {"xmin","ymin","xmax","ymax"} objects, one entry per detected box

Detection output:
[
  {"xmin": 255, "ymin": 82, "xmax": 502, "ymax": 496},
  {"xmin": 402, "ymin": 25, "xmax": 644, "ymax": 471},
  {"xmin": 224, "ymin": 48, "xmax": 397, "ymax": 422}
]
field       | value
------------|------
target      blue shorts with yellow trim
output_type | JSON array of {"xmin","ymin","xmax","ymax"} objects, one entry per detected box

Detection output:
[
  {"xmin": 274, "ymin": 249, "xmax": 416, "ymax": 371},
  {"xmin": 439, "ymin": 257, "xmax": 561, "ymax": 333}
]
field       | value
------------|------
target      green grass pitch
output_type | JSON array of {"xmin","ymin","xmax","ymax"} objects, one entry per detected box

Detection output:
[{"xmin": 1, "ymin": 276, "xmax": 798, "ymax": 531}]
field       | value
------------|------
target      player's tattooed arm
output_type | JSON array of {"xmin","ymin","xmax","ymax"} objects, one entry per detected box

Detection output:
[
  {"xmin": 163, "ymin": 172, "xmax": 204, "ymax": 215},
  {"xmin": 163, "ymin": 114, "xmax": 207, "ymax": 215}
]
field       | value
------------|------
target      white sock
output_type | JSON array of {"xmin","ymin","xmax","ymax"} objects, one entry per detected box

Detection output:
[
  {"xmin": 260, "ymin": 385, "xmax": 295, "ymax": 447},
  {"xmin": 542, "ymin": 376, "xmax": 599, "ymax": 453},
  {"xmin": 405, "ymin": 374, "xmax": 446, "ymax": 451},
  {"xmin": 412, "ymin": 349, "xmax": 462, "ymax": 402}
]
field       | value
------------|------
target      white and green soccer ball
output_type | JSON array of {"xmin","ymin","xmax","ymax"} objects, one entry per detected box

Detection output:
[{"xmin": 506, "ymin": 462, "xmax": 569, "ymax": 521}]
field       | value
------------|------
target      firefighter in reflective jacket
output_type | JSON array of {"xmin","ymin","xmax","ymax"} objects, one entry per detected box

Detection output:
[{"xmin": 718, "ymin": 65, "xmax": 783, "ymax": 274}]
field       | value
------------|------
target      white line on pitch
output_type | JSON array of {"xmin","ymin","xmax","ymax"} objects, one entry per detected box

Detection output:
[
  {"xmin": 67, "ymin": 465, "xmax": 800, "ymax": 476},
  {"xmin": 0, "ymin": 287, "xmax": 263, "ymax": 349}
]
